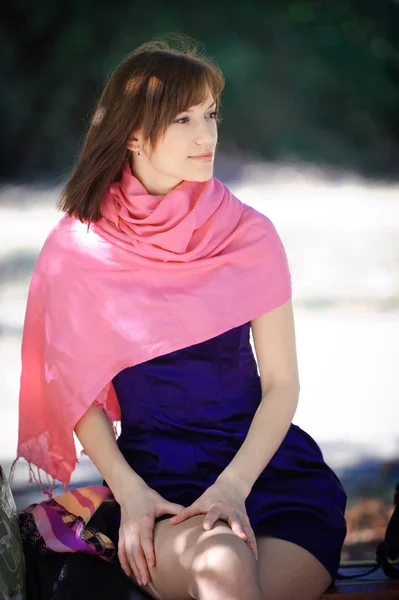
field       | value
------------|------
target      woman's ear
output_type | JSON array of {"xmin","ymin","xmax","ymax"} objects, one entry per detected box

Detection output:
[
  {"xmin": 127, "ymin": 126, "xmax": 145, "ymax": 151},
  {"xmin": 127, "ymin": 135, "xmax": 139, "ymax": 152}
]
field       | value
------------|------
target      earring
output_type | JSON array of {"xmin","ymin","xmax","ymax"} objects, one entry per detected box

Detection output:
[{"xmin": 137, "ymin": 148, "xmax": 141, "ymax": 156}]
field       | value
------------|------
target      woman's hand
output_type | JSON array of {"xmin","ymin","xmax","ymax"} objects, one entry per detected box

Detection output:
[
  {"xmin": 118, "ymin": 483, "xmax": 185, "ymax": 586},
  {"xmin": 169, "ymin": 477, "xmax": 258, "ymax": 560}
]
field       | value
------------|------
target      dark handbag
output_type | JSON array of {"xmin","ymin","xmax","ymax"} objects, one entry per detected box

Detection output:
[
  {"xmin": 375, "ymin": 483, "xmax": 399, "ymax": 579},
  {"xmin": 0, "ymin": 464, "xmax": 26, "ymax": 599}
]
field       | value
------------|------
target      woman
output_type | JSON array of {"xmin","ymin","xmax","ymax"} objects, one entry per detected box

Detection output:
[{"xmin": 15, "ymin": 36, "xmax": 347, "ymax": 600}]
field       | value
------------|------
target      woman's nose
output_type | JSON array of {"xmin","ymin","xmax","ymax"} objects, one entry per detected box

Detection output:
[
  {"xmin": 193, "ymin": 119, "xmax": 217, "ymax": 145},
  {"xmin": 194, "ymin": 128, "xmax": 217, "ymax": 146}
]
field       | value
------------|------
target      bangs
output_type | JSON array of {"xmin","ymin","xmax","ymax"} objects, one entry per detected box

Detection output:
[
  {"xmin": 169, "ymin": 55, "xmax": 223, "ymax": 113},
  {"xmin": 139, "ymin": 51, "xmax": 224, "ymax": 145}
]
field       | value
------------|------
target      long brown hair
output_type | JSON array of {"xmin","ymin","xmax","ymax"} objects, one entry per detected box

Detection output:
[{"xmin": 58, "ymin": 34, "xmax": 225, "ymax": 223}]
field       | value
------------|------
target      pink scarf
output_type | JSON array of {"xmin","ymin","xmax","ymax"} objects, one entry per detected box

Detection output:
[{"xmin": 12, "ymin": 161, "xmax": 292, "ymax": 496}]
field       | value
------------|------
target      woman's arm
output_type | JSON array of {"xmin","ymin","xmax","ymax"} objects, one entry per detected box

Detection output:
[
  {"xmin": 218, "ymin": 299, "xmax": 300, "ymax": 496},
  {"xmin": 75, "ymin": 403, "xmax": 186, "ymax": 585},
  {"xmin": 74, "ymin": 403, "xmax": 147, "ymax": 503}
]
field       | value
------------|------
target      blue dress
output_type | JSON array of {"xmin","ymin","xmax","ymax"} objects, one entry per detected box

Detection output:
[{"xmin": 111, "ymin": 320, "xmax": 347, "ymax": 582}]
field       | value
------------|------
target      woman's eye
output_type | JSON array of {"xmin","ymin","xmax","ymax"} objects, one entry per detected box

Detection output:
[{"xmin": 174, "ymin": 112, "xmax": 219, "ymax": 124}]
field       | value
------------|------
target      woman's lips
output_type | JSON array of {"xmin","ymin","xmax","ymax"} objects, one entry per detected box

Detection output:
[{"xmin": 188, "ymin": 154, "xmax": 213, "ymax": 162}]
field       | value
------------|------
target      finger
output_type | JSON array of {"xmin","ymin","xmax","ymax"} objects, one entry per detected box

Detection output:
[
  {"xmin": 229, "ymin": 517, "xmax": 247, "ymax": 539},
  {"xmin": 164, "ymin": 502, "xmax": 186, "ymax": 516},
  {"xmin": 236, "ymin": 521, "xmax": 258, "ymax": 560},
  {"xmin": 203, "ymin": 506, "xmax": 222, "ymax": 530},
  {"xmin": 170, "ymin": 504, "xmax": 199, "ymax": 524},
  {"xmin": 159, "ymin": 501, "xmax": 186, "ymax": 521},
  {"xmin": 243, "ymin": 523, "xmax": 257, "ymax": 551},
  {"xmin": 140, "ymin": 523, "xmax": 156, "ymax": 570},
  {"xmin": 126, "ymin": 539, "xmax": 149, "ymax": 585},
  {"xmin": 135, "ymin": 543, "xmax": 151, "ymax": 585},
  {"xmin": 124, "ymin": 545, "xmax": 141, "ymax": 583},
  {"xmin": 246, "ymin": 535, "xmax": 259, "ymax": 560},
  {"xmin": 118, "ymin": 539, "xmax": 132, "ymax": 577}
]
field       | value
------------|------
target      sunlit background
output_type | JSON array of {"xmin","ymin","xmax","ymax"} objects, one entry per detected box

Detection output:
[{"xmin": 1, "ymin": 1, "xmax": 399, "ymax": 564}]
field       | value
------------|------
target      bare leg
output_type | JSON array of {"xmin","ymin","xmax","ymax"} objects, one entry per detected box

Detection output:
[
  {"xmin": 189, "ymin": 523, "xmax": 264, "ymax": 600},
  {"xmin": 132, "ymin": 514, "xmax": 263, "ymax": 600},
  {"xmin": 255, "ymin": 535, "xmax": 333, "ymax": 600}
]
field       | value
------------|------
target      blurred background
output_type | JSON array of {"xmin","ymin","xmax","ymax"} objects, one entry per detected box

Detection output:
[{"xmin": 1, "ymin": 0, "xmax": 399, "ymax": 565}]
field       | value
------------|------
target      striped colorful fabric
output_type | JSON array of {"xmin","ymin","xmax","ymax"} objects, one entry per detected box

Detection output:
[{"xmin": 18, "ymin": 485, "xmax": 117, "ymax": 561}]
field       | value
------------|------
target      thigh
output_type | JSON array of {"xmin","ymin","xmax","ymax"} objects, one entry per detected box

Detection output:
[
  {"xmin": 255, "ymin": 535, "xmax": 332, "ymax": 600},
  {"xmin": 137, "ymin": 514, "xmax": 254, "ymax": 600}
]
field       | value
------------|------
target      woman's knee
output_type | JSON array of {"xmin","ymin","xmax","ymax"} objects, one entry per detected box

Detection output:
[
  {"xmin": 147, "ymin": 515, "xmax": 259, "ymax": 599},
  {"xmin": 190, "ymin": 521, "xmax": 258, "ymax": 589}
]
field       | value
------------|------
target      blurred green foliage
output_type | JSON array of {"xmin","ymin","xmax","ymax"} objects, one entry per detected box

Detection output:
[{"xmin": 1, "ymin": 0, "xmax": 399, "ymax": 182}]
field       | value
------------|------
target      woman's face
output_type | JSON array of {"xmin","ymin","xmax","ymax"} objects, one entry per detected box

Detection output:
[{"xmin": 128, "ymin": 89, "xmax": 218, "ymax": 195}]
